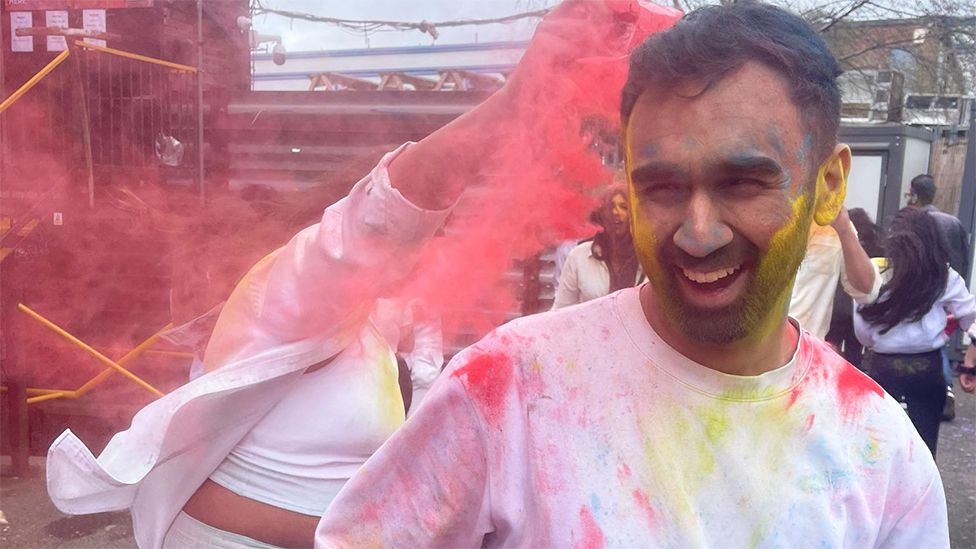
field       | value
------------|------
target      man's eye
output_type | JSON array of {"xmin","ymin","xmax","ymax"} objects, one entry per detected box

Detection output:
[
  {"xmin": 724, "ymin": 178, "xmax": 766, "ymax": 195},
  {"xmin": 639, "ymin": 182, "xmax": 686, "ymax": 201}
]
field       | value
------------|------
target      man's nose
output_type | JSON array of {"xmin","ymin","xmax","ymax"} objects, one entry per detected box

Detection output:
[{"xmin": 673, "ymin": 192, "xmax": 733, "ymax": 258}]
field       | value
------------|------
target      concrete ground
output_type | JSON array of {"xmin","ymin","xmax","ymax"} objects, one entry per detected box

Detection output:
[{"xmin": 2, "ymin": 387, "xmax": 974, "ymax": 548}]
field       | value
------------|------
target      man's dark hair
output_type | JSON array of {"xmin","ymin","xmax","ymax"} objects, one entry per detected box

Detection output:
[
  {"xmin": 910, "ymin": 174, "xmax": 937, "ymax": 205},
  {"xmin": 621, "ymin": 1, "xmax": 842, "ymax": 164}
]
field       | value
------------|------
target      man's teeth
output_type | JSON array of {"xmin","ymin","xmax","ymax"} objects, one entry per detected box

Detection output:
[{"xmin": 681, "ymin": 266, "xmax": 739, "ymax": 284}]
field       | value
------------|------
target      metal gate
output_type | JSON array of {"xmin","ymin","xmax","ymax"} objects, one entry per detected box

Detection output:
[{"xmin": 0, "ymin": 39, "xmax": 201, "ymax": 204}]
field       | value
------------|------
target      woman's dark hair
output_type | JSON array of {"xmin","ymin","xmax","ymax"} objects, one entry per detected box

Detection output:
[
  {"xmin": 848, "ymin": 207, "xmax": 884, "ymax": 258},
  {"xmin": 590, "ymin": 186, "xmax": 629, "ymax": 260},
  {"xmin": 621, "ymin": 1, "xmax": 842, "ymax": 162},
  {"xmin": 590, "ymin": 186, "xmax": 638, "ymax": 292},
  {"xmin": 858, "ymin": 207, "xmax": 949, "ymax": 334}
]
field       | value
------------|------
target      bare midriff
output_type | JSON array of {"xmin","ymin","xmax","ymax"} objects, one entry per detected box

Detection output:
[{"xmin": 182, "ymin": 479, "xmax": 320, "ymax": 548}]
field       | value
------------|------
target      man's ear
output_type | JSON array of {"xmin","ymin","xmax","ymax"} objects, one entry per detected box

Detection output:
[{"xmin": 813, "ymin": 143, "xmax": 851, "ymax": 226}]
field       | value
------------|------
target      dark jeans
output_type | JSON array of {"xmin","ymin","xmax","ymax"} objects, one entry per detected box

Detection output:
[{"xmin": 863, "ymin": 349, "xmax": 946, "ymax": 456}]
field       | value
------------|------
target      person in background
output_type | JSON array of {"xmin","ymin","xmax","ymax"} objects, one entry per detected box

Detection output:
[
  {"xmin": 907, "ymin": 174, "xmax": 969, "ymax": 277},
  {"xmin": 551, "ymin": 186, "xmax": 643, "ymax": 309},
  {"xmin": 854, "ymin": 207, "xmax": 976, "ymax": 456},
  {"xmin": 789, "ymin": 205, "xmax": 881, "ymax": 339},
  {"xmin": 906, "ymin": 173, "xmax": 970, "ymax": 421},
  {"xmin": 961, "ymin": 323, "xmax": 976, "ymax": 393},
  {"xmin": 825, "ymin": 207, "xmax": 884, "ymax": 367}
]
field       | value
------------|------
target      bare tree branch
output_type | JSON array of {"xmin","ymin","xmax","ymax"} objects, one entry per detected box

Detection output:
[{"xmin": 819, "ymin": 0, "xmax": 874, "ymax": 33}]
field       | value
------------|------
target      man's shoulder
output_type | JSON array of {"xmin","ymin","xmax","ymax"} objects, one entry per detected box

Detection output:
[
  {"xmin": 796, "ymin": 333, "xmax": 925, "ymax": 440},
  {"xmin": 484, "ymin": 292, "xmax": 621, "ymax": 351},
  {"xmin": 447, "ymin": 293, "xmax": 623, "ymax": 378}
]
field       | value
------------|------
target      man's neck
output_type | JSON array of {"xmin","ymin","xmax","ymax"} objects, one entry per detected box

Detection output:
[{"xmin": 639, "ymin": 285, "xmax": 799, "ymax": 377}]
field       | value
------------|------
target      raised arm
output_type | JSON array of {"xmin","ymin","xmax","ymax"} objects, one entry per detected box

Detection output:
[{"xmin": 834, "ymin": 207, "xmax": 880, "ymax": 303}]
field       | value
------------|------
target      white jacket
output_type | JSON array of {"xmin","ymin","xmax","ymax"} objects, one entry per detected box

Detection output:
[{"xmin": 46, "ymin": 145, "xmax": 451, "ymax": 549}]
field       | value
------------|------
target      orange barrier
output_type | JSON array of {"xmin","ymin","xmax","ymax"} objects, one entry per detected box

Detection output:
[
  {"xmin": 18, "ymin": 304, "xmax": 168, "ymax": 403},
  {"xmin": 0, "ymin": 49, "xmax": 70, "ymax": 114},
  {"xmin": 74, "ymin": 40, "xmax": 197, "ymax": 72}
]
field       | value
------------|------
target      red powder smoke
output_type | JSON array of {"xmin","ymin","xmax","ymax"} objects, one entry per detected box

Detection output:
[
  {"xmin": 397, "ymin": 0, "xmax": 682, "ymax": 340},
  {"xmin": 0, "ymin": 1, "xmax": 681, "ymax": 440}
]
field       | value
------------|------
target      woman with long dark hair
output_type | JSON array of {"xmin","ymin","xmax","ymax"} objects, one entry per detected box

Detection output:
[
  {"xmin": 854, "ymin": 207, "xmax": 975, "ymax": 455},
  {"xmin": 552, "ymin": 186, "xmax": 643, "ymax": 309}
]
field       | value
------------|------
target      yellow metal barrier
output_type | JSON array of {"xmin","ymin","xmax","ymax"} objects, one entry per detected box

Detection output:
[
  {"xmin": 0, "ymin": 49, "xmax": 70, "ymax": 115},
  {"xmin": 74, "ymin": 40, "xmax": 197, "ymax": 73},
  {"xmin": 18, "ymin": 304, "xmax": 166, "ymax": 401}
]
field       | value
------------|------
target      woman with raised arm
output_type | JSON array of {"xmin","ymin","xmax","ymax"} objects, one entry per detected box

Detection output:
[{"xmin": 854, "ymin": 207, "xmax": 976, "ymax": 456}]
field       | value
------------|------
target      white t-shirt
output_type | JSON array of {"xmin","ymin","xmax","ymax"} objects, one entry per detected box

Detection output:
[
  {"xmin": 552, "ymin": 241, "xmax": 643, "ymax": 310},
  {"xmin": 318, "ymin": 287, "xmax": 947, "ymax": 548},
  {"xmin": 790, "ymin": 223, "xmax": 881, "ymax": 339}
]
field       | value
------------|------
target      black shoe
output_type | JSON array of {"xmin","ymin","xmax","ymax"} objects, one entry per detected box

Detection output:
[{"xmin": 942, "ymin": 389, "xmax": 956, "ymax": 422}]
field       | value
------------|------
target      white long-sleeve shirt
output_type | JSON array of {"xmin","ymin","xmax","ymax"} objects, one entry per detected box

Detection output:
[
  {"xmin": 854, "ymin": 260, "xmax": 976, "ymax": 354},
  {"xmin": 790, "ymin": 223, "xmax": 881, "ymax": 339},
  {"xmin": 551, "ymin": 241, "xmax": 644, "ymax": 310},
  {"xmin": 46, "ymin": 145, "xmax": 452, "ymax": 549}
]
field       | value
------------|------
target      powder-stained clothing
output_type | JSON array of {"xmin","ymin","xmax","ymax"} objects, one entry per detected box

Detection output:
[
  {"xmin": 46, "ymin": 145, "xmax": 451, "ymax": 549},
  {"xmin": 316, "ymin": 287, "xmax": 947, "ymax": 548},
  {"xmin": 790, "ymin": 223, "xmax": 881, "ymax": 339},
  {"xmin": 853, "ymin": 260, "xmax": 976, "ymax": 354},
  {"xmin": 551, "ymin": 240, "xmax": 644, "ymax": 310}
]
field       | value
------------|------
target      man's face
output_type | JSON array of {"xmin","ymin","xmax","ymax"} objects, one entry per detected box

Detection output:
[{"xmin": 625, "ymin": 62, "xmax": 820, "ymax": 344}]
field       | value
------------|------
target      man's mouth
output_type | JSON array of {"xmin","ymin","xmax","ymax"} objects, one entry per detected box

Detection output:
[
  {"xmin": 680, "ymin": 265, "xmax": 741, "ymax": 284},
  {"xmin": 671, "ymin": 263, "xmax": 747, "ymax": 308}
]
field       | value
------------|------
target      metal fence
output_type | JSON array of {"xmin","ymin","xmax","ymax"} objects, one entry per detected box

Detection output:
[{"xmin": 0, "ymin": 41, "xmax": 200, "ymax": 202}]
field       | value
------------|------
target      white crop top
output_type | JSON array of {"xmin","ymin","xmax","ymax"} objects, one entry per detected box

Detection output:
[{"xmin": 209, "ymin": 324, "xmax": 406, "ymax": 516}]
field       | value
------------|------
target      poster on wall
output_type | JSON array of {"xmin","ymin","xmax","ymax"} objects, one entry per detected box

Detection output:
[
  {"xmin": 2, "ymin": 1, "xmax": 152, "ymax": 9},
  {"xmin": 9, "ymin": 11, "xmax": 32, "ymax": 51},
  {"xmin": 44, "ymin": 9, "xmax": 67, "ymax": 51},
  {"xmin": 82, "ymin": 8, "xmax": 105, "ymax": 47}
]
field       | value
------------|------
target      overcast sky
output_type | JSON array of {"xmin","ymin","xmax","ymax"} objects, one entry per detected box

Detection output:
[{"xmin": 253, "ymin": 0, "xmax": 557, "ymax": 52}]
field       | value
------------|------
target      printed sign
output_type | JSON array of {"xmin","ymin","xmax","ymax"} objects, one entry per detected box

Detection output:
[
  {"xmin": 82, "ymin": 8, "xmax": 105, "ymax": 46},
  {"xmin": 3, "ymin": 1, "xmax": 152, "ymax": 9},
  {"xmin": 45, "ymin": 9, "xmax": 67, "ymax": 51},
  {"xmin": 9, "ymin": 11, "xmax": 32, "ymax": 51}
]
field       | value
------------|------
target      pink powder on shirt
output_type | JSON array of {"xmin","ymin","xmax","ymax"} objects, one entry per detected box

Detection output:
[
  {"xmin": 834, "ymin": 365, "xmax": 884, "ymax": 420},
  {"xmin": 576, "ymin": 506, "xmax": 606, "ymax": 549},
  {"xmin": 452, "ymin": 352, "xmax": 514, "ymax": 424},
  {"xmin": 788, "ymin": 337, "xmax": 883, "ymax": 421},
  {"xmin": 632, "ymin": 489, "xmax": 658, "ymax": 528}
]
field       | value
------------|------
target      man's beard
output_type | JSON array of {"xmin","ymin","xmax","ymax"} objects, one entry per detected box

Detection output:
[{"xmin": 643, "ymin": 198, "xmax": 813, "ymax": 344}]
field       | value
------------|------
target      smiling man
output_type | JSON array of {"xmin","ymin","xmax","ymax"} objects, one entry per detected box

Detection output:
[{"xmin": 316, "ymin": 3, "xmax": 948, "ymax": 547}]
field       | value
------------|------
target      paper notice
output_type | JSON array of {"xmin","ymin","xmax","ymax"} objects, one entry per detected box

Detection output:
[
  {"xmin": 10, "ymin": 12, "xmax": 33, "ymax": 52},
  {"xmin": 82, "ymin": 9, "xmax": 106, "ymax": 47},
  {"xmin": 45, "ymin": 10, "xmax": 68, "ymax": 52}
]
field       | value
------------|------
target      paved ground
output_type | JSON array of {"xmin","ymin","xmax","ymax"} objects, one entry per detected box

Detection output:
[{"xmin": 2, "ymin": 387, "xmax": 975, "ymax": 548}]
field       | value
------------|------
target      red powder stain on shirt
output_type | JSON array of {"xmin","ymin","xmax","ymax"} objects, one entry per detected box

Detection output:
[
  {"xmin": 632, "ymin": 489, "xmax": 658, "ymax": 528},
  {"xmin": 576, "ymin": 506, "xmax": 605, "ymax": 549},
  {"xmin": 835, "ymin": 363, "xmax": 884, "ymax": 420},
  {"xmin": 789, "ymin": 336, "xmax": 883, "ymax": 422},
  {"xmin": 787, "ymin": 386, "xmax": 802, "ymax": 409},
  {"xmin": 618, "ymin": 462, "xmax": 632, "ymax": 479},
  {"xmin": 453, "ymin": 351, "xmax": 514, "ymax": 424},
  {"xmin": 804, "ymin": 414, "xmax": 816, "ymax": 432}
]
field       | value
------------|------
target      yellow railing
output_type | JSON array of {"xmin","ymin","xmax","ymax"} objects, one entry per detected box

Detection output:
[
  {"xmin": 17, "ymin": 304, "xmax": 170, "ymax": 403},
  {"xmin": 0, "ymin": 49, "xmax": 71, "ymax": 115},
  {"xmin": 74, "ymin": 40, "xmax": 197, "ymax": 73}
]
